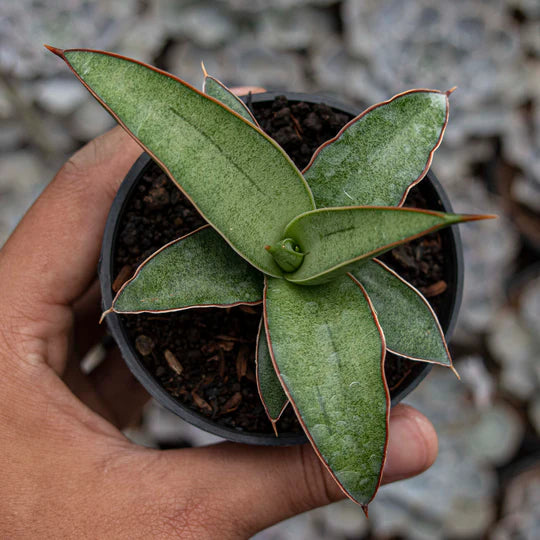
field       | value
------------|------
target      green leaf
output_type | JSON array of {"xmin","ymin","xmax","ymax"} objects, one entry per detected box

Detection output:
[
  {"xmin": 266, "ymin": 238, "xmax": 304, "ymax": 272},
  {"xmin": 352, "ymin": 259, "xmax": 455, "ymax": 370},
  {"xmin": 52, "ymin": 47, "xmax": 314, "ymax": 277},
  {"xmin": 112, "ymin": 226, "xmax": 263, "ymax": 313},
  {"xmin": 202, "ymin": 66, "xmax": 259, "ymax": 126},
  {"xmin": 283, "ymin": 207, "xmax": 485, "ymax": 286},
  {"xmin": 303, "ymin": 89, "xmax": 451, "ymax": 208},
  {"xmin": 264, "ymin": 275, "xmax": 388, "ymax": 507},
  {"xmin": 256, "ymin": 319, "xmax": 288, "ymax": 431}
]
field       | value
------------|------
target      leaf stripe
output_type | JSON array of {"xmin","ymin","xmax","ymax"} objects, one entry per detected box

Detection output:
[{"xmin": 168, "ymin": 106, "xmax": 266, "ymax": 196}]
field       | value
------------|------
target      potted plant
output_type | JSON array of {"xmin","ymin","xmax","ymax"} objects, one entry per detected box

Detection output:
[{"xmin": 46, "ymin": 46, "xmax": 493, "ymax": 512}]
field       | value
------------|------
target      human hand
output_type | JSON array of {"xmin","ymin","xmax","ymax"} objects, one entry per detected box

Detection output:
[{"xmin": 0, "ymin": 115, "xmax": 438, "ymax": 538}]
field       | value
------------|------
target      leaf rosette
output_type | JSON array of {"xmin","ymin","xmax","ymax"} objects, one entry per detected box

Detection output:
[{"xmin": 48, "ymin": 45, "xmax": 494, "ymax": 510}]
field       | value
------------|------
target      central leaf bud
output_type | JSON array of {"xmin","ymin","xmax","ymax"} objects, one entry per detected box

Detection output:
[{"xmin": 266, "ymin": 238, "xmax": 304, "ymax": 272}]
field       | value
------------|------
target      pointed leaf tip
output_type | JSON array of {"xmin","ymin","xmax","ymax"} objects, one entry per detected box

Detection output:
[
  {"xmin": 451, "ymin": 364, "xmax": 461, "ymax": 380},
  {"xmin": 99, "ymin": 307, "xmax": 113, "ymax": 324},
  {"xmin": 445, "ymin": 86, "xmax": 457, "ymax": 96},
  {"xmin": 44, "ymin": 44, "xmax": 64, "ymax": 57},
  {"xmin": 466, "ymin": 213, "xmax": 497, "ymax": 221},
  {"xmin": 200, "ymin": 60, "xmax": 208, "ymax": 77}
]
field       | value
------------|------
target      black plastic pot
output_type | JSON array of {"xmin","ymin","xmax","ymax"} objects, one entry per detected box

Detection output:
[{"xmin": 99, "ymin": 92, "xmax": 464, "ymax": 446}]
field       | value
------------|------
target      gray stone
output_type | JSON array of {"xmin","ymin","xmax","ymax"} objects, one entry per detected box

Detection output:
[
  {"xmin": 443, "ymin": 497, "xmax": 496, "ymax": 539},
  {"xmin": 226, "ymin": 41, "xmax": 306, "ymax": 91},
  {"xmin": 256, "ymin": 8, "xmax": 334, "ymax": 51},
  {"xmin": 492, "ymin": 463, "xmax": 540, "ymax": 540},
  {"xmin": 522, "ymin": 21, "xmax": 540, "ymax": 57},
  {"xmin": 143, "ymin": 400, "xmax": 223, "ymax": 447},
  {"xmin": 510, "ymin": 0, "xmax": 540, "ymax": 19},
  {"xmin": 319, "ymin": 500, "xmax": 368, "ymax": 537},
  {"xmin": 345, "ymin": 63, "xmax": 387, "ymax": 105},
  {"xmin": 529, "ymin": 396, "xmax": 540, "ymax": 435},
  {"xmin": 122, "ymin": 427, "xmax": 158, "ymax": 449},
  {"xmin": 488, "ymin": 308, "xmax": 538, "ymax": 400},
  {"xmin": 371, "ymin": 447, "xmax": 497, "ymax": 538},
  {"xmin": 80, "ymin": 343, "xmax": 106, "ymax": 374},
  {"xmin": 35, "ymin": 78, "xmax": 88, "ymax": 115},
  {"xmin": 465, "ymin": 402, "xmax": 524, "ymax": 466},
  {"xmin": 341, "ymin": 0, "xmax": 527, "ymax": 145},
  {"xmin": 520, "ymin": 275, "xmax": 540, "ymax": 334},
  {"xmin": 70, "ymin": 99, "xmax": 115, "ymax": 141},
  {"xmin": 0, "ymin": 0, "xmax": 139, "ymax": 78},
  {"xmin": 158, "ymin": 3, "xmax": 236, "ymax": 48},
  {"xmin": 459, "ymin": 355, "xmax": 495, "ymax": 408},
  {"xmin": 0, "ymin": 86, "xmax": 15, "ymax": 120},
  {"xmin": 343, "ymin": 0, "xmax": 419, "ymax": 60},
  {"xmin": 254, "ymin": 509, "xmax": 328, "ymax": 540},
  {"xmin": 511, "ymin": 175, "xmax": 540, "ymax": 213},
  {"xmin": 166, "ymin": 42, "xmax": 229, "ymax": 90},
  {"xmin": 0, "ymin": 151, "xmax": 48, "ymax": 246},
  {"xmin": 449, "ymin": 180, "xmax": 518, "ymax": 338},
  {"xmin": 310, "ymin": 40, "xmax": 349, "ymax": 94},
  {"xmin": 0, "ymin": 150, "xmax": 45, "ymax": 198},
  {"xmin": 116, "ymin": 14, "xmax": 168, "ymax": 63},
  {"xmin": 0, "ymin": 121, "xmax": 27, "ymax": 151},
  {"xmin": 218, "ymin": 0, "xmax": 337, "ymax": 12},
  {"xmin": 503, "ymin": 106, "xmax": 540, "ymax": 189}
]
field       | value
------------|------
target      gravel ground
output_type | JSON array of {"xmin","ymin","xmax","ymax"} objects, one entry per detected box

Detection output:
[{"xmin": 1, "ymin": 1, "xmax": 539, "ymax": 538}]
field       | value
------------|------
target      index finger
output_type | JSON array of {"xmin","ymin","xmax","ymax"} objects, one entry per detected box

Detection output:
[{"xmin": 0, "ymin": 126, "xmax": 142, "ymax": 313}]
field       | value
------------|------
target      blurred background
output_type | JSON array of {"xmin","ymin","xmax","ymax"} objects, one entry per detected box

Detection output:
[{"xmin": 1, "ymin": 0, "xmax": 538, "ymax": 538}]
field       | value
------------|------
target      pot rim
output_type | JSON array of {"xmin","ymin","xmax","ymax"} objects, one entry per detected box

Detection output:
[{"xmin": 99, "ymin": 92, "xmax": 464, "ymax": 446}]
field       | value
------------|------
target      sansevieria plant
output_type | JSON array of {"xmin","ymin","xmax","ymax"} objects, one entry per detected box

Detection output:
[{"xmin": 47, "ymin": 46, "xmax": 493, "ymax": 511}]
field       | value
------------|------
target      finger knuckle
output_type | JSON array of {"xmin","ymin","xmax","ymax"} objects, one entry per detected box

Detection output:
[
  {"xmin": 296, "ymin": 444, "xmax": 341, "ymax": 510},
  {"xmin": 62, "ymin": 139, "xmax": 101, "ymax": 180}
]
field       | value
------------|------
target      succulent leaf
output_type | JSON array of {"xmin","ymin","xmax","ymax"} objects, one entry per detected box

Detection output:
[
  {"xmin": 266, "ymin": 238, "xmax": 304, "ymax": 272},
  {"xmin": 256, "ymin": 319, "xmax": 289, "ymax": 430},
  {"xmin": 303, "ymin": 89, "xmax": 450, "ymax": 208},
  {"xmin": 202, "ymin": 67, "xmax": 260, "ymax": 126},
  {"xmin": 51, "ymin": 47, "xmax": 315, "ymax": 277},
  {"xmin": 283, "ymin": 207, "xmax": 488, "ymax": 286},
  {"xmin": 112, "ymin": 226, "xmax": 263, "ymax": 314},
  {"xmin": 264, "ymin": 275, "xmax": 389, "ymax": 507},
  {"xmin": 352, "ymin": 259, "xmax": 454, "ymax": 368}
]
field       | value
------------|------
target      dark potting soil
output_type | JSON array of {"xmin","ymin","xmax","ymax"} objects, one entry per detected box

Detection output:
[{"xmin": 112, "ymin": 96, "xmax": 450, "ymax": 435}]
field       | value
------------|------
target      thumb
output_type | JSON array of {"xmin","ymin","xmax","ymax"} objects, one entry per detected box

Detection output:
[{"xmin": 149, "ymin": 404, "xmax": 437, "ymax": 537}]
